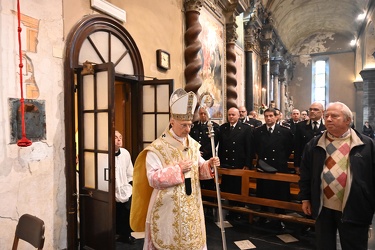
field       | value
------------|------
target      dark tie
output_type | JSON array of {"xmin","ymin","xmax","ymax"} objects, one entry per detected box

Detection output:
[
  {"xmin": 313, "ymin": 121, "xmax": 318, "ymax": 132},
  {"xmin": 230, "ymin": 125, "xmax": 234, "ymax": 131},
  {"xmin": 268, "ymin": 127, "xmax": 272, "ymax": 134}
]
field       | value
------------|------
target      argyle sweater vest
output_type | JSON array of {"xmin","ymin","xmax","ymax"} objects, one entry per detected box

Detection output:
[{"xmin": 322, "ymin": 132, "xmax": 350, "ymax": 211}]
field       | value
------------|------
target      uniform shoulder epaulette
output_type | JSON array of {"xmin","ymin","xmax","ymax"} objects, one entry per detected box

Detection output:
[
  {"xmin": 255, "ymin": 124, "xmax": 263, "ymax": 129},
  {"xmin": 280, "ymin": 124, "xmax": 290, "ymax": 129}
]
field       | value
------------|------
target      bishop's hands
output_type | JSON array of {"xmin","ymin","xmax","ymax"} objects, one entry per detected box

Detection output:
[
  {"xmin": 209, "ymin": 157, "xmax": 220, "ymax": 168},
  {"xmin": 178, "ymin": 159, "xmax": 193, "ymax": 173}
]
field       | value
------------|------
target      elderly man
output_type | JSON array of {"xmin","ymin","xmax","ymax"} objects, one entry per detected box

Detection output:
[
  {"xmin": 294, "ymin": 102, "xmax": 326, "ymax": 174},
  {"xmin": 130, "ymin": 89, "xmax": 220, "ymax": 250},
  {"xmin": 299, "ymin": 102, "xmax": 375, "ymax": 250}
]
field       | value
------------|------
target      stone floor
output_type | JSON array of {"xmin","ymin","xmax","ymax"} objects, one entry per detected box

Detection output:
[{"xmin": 118, "ymin": 208, "xmax": 375, "ymax": 250}]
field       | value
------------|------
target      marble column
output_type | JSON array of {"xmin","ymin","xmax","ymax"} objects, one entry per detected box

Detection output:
[
  {"xmin": 273, "ymin": 74, "xmax": 279, "ymax": 107},
  {"xmin": 353, "ymin": 81, "xmax": 363, "ymax": 129},
  {"xmin": 245, "ymin": 51, "xmax": 253, "ymax": 110},
  {"xmin": 262, "ymin": 62, "xmax": 268, "ymax": 105},
  {"xmin": 359, "ymin": 68, "xmax": 375, "ymax": 127},
  {"xmin": 280, "ymin": 80, "xmax": 286, "ymax": 114}
]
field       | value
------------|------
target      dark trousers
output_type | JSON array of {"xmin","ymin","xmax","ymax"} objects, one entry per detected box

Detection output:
[
  {"xmin": 116, "ymin": 197, "xmax": 132, "ymax": 237},
  {"xmin": 316, "ymin": 207, "xmax": 369, "ymax": 250}
]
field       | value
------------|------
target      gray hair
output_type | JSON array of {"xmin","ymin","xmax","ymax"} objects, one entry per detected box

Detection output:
[{"xmin": 326, "ymin": 102, "xmax": 353, "ymax": 125}]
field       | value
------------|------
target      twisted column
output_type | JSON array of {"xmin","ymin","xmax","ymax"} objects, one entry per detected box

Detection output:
[
  {"xmin": 226, "ymin": 22, "xmax": 238, "ymax": 109},
  {"xmin": 184, "ymin": 0, "xmax": 203, "ymax": 93}
]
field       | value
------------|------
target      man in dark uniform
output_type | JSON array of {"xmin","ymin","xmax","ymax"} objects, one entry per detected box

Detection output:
[
  {"xmin": 238, "ymin": 106, "xmax": 251, "ymax": 124},
  {"xmin": 294, "ymin": 102, "xmax": 326, "ymax": 174},
  {"xmin": 252, "ymin": 108, "xmax": 294, "ymax": 228},
  {"xmin": 249, "ymin": 110, "xmax": 262, "ymax": 128},
  {"xmin": 285, "ymin": 108, "xmax": 300, "ymax": 135},
  {"xmin": 218, "ymin": 107, "xmax": 252, "ymax": 195},
  {"xmin": 275, "ymin": 108, "xmax": 290, "ymax": 128},
  {"xmin": 239, "ymin": 106, "xmax": 262, "ymax": 128},
  {"xmin": 190, "ymin": 106, "xmax": 220, "ymax": 191}
]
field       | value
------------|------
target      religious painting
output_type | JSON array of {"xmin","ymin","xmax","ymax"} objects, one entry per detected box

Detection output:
[{"xmin": 198, "ymin": 7, "xmax": 224, "ymax": 120}]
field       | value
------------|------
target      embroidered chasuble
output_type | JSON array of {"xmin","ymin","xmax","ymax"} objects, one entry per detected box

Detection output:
[
  {"xmin": 323, "ymin": 133, "xmax": 350, "ymax": 211},
  {"xmin": 130, "ymin": 127, "xmax": 212, "ymax": 250}
]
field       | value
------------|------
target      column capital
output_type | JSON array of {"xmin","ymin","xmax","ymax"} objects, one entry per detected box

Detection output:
[
  {"xmin": 359, "ymin": 68, "xmax": 375, "ymax": 81},
  {"xmin": 353, "ymin": 81, "xmax": 363, "ymax": 91},
  {"xmin": 226, "ymin": 22, "xmax": 238, "ymax": 44},
  {"xmin": 184, "ymin": 0, "xmax": 203, "ymax": 12}
]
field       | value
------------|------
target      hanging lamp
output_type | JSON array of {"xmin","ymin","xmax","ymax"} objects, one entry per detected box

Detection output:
[{"xmin": 16, "ymin": 0, "xmax": 32, "ymax": 147}]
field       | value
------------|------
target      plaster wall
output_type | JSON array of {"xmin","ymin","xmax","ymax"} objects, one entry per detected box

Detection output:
[
  {"xmin": 63, "ymin": 0, "xmax": 186, "ymax": 89},
  {"xmin": 289, "ymin": 52, "xmax": 355, "ymax": 113},
  {"xmin": 0, "ymin": 0, "xmax": 66, "ymax": 249},
  {"xmin": 328, "ymin": 53, "xmax": 355, "ymax": 108}
]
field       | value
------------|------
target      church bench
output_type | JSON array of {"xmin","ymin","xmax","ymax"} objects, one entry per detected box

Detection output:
[
  {"xmin": 251, "ymin": 159, "xmax": 297, "ymax": 171},
  {"xmin": 201, "ymin": 168, "xmax": 315, "ymax": 226}
]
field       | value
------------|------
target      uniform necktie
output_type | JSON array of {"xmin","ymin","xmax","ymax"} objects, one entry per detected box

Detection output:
[
  {"xmin": 268, "ymin": 127, "xmax": 272, "ymax": 134},
  {"xmin": 230, "ymin": 125, "xmax": 234, "ymax": 131},
  {"xmin": 313, "ymin": 121, "xmax": 318, "ymax": 132}
]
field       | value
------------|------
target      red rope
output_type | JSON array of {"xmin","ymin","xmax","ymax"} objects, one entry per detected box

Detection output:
[{"xmin": 17, "ymin": 0, "xmax": 31, "ymax": 147}]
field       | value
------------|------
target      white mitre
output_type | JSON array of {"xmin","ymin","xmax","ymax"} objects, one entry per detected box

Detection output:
[{"xmin": 169, "ymin": 88, "xmax": 197, "ymax": 121}]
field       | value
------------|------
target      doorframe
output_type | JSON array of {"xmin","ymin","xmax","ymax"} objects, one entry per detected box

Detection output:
[{"xmin": 64, "ymin": 14, "xmax": 144, "ymax": 249}]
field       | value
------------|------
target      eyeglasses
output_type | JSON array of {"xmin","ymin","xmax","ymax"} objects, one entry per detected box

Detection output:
[{"xmin": 179, "ymin": 123, "xmax": 194, "ymax": 129}]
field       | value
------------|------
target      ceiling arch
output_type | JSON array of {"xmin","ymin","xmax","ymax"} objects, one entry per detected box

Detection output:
[{"xmin": 262, "ymin": 0, "xmax": 372, "ymax": 55}]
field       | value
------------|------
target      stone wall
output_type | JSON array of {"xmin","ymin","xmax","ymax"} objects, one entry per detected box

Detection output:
[{"xmin": 0, "ymin": 0, "xmax": 65, "ymax": 249}]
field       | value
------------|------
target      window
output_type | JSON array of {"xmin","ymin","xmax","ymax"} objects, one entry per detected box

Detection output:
[{"xmin": 312, "ymin": 59, "xmax": 328, "ymax": 106}]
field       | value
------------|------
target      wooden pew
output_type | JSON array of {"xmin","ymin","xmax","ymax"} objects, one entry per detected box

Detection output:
[{"xmin": 201, "ymin": 168, "xmax": 315, "ymax": 226}]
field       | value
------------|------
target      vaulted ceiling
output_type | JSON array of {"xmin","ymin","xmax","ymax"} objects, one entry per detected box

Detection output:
[{"xmin": 262, "ymin": 0, "xmax": 372, "ymax": 55}]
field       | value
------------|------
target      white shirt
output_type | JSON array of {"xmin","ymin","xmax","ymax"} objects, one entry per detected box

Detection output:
[{"xmin": 115, "ymin": 148, "xmax": 133, "ymax": 203}]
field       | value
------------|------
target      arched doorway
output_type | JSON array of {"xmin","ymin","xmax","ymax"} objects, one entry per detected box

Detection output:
[{"xmin": 63, "ymin": 14, "xmax": 144, "ymax": 249}]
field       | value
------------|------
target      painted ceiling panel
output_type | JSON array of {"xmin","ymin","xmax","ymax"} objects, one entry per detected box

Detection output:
[{"xmin": 263, "ymin": 0, "xmax": 371, "ymax": 54}]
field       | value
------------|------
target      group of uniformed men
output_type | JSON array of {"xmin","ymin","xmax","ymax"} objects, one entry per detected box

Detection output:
[{"xmin": 189, "ymin": 102, "xmax": 326, "ymax": 225}]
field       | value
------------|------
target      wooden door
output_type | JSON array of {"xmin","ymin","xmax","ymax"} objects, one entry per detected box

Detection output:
[{"xmin": 77, "ymin": 62, "xmax": 116, "ymax": 249}]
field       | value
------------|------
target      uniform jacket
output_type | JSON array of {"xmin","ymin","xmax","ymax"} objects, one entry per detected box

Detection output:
[
  {"xmin": 286, "ymin": 118, "xmax": 299, "ymax": 135},
  {"xmin": 253, "ymin": 123, "xmax": 293, "ymax": 200},
  {"xmin": 248, "ymin": 117, "xmax": 262, "ymax": 128},
  {"xmin": 218, "ymin": 122, "xmax": 252, "ymax": 168},
  {"xmin": 299, "ymin": 129, "xmax": 375, "ymax": 225},
  {"xmin": 190, "ymin": 120, "xmax": 220, "ymax": 160},
  {"xmin": 294, "ymin": 118, "xmax": 326, "ymax": 167},
  {"xmin": 253, "ymin": 123, "xmax": 293, "ymax": 172},
  {"xmin": 362, "ymin": 124, "xmax": 374, "ymax": 139}
]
